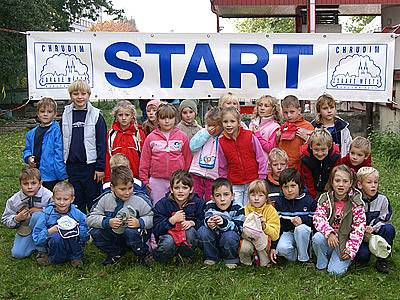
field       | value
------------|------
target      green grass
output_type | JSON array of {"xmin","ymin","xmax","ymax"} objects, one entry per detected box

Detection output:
[{"xmin": 0, "ymin": 129, "xmax": 399, "ymax": 300}]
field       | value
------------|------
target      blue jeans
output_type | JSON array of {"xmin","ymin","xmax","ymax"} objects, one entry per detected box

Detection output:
[
  {"xmin": 356, "ymin": 224, "xmax": 396, "ymax": 263},
  {"xmin": 154, "ymin": 227, "xmax": 198, "ymax": 263},
  {"xmin": 276, "ymin": 224, "xmax": 311, "ymax": 262},
  {"xmin": 233, "ymin": 184, "xmax": 249, "ymax": 206},
  {"xmin": 11, "ymin": 211, "xmax": 45, "ymax": 258},
  {"xmin": 198, "ymin": 226, "xmax": 240, "ymax": 264},
  {"xmin": 312, "ymin": 232, "xmax": 351, "ymax": 275},
  {"xmin": 90, "ymin": 227, "xmax": 150, "ymax": 258},
  {"xmin": 47, "ymin": 233, "xmax": 85, "ymax": 263}
]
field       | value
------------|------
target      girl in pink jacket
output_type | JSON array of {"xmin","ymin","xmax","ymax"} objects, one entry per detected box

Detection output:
[{"xmin": 139, "ymin": 104, "xmax": 192, "ymax": 205}]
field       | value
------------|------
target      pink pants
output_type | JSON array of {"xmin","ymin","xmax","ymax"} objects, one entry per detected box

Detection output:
[
  {"xmin": 192, "ymin": 174, "xmax": 213, "ymax": 201},
  {"xmin": 149, "ymin": 177, "xmax": 170, "ymax": 206}
]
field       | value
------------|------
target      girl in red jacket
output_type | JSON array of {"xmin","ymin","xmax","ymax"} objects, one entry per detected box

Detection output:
[
  {"xmin": 139, "ymin": 104, "xmax": 192, "ymax": 205},
  {"xmin": 104, "ymin": 100, "xmax": 146, "ymax": 185}
]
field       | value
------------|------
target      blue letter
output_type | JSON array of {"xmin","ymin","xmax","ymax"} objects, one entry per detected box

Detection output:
[
  {"xmin": 104, "ymin": 42, "xmax": 144, "ymax": 88},
  {"xmin": 146, "ymin": 44, "xmax": 185, "ymax": 88},
  {"xmin": 229, "ymin": 44, "xmax": 269, "ymax": 89},
  {"xmin": 181, "ymin": 44, "xmax": 225, "ymax": 88},
  {"xmin": 273, "ymin": 44, "xmax": 313, "ymax": 89}
]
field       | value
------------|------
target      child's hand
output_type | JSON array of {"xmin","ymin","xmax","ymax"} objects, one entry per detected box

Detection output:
[
  {"xmin": 181, "ymin": 220, "xmax": 195, "ymax": 230},
  {"xmin": 126, "ymin": 217, "xmax": 140, "ymax": 228},
  {"xmin": 291, "ymin": 216, "xmax": 302, "ymax": 226},
  {"xmin": 207, "ymin": 125, "xmax": 216, "ymax": 136},
  {"xmin": 15, "ymin": 208, "xmax": 30, "ymax": 222},
  {"xmin": 341, "ymin": 253, "xmax": 351, "ymax": 260},
  {"xmin": 47, "ymin": 225, "xmax": 58, "ymax": 235},
  {"xmin": 109, "ymin": 218, "xmax": 123, "ymax": 229},
  {"xmin": 270, "ymin": 249, "xmax": 277, "ymax": 264},
  {"xmin": 169, "ymin": 210, "xmax": 185, "ymax": 225},
  {"xmin": 27, "ymin": 156, "xmax": 36, "ymax": 168},
  {"xmin": 145, "ymin": 184, "xmax": 152, "ymax": 194},
  {"xmin": 94, "ymin": 171, "xmax": 105, "ymax": 183},
  {"xmin": 207, "ymin": 217, "xmax": 217, "ymax": 229},
  {"xmin": 365, "ymin": 225, "xmax": 374, "ymax": 234},
  {"xmin": 29, "ymin": 207, "xmax": 42, "ymax": 214},
  {"xmin": 296, "ymin": 128, "xmax": 311, "ymax": 142},
  {"xmin": 214, "ymin": 215, "xmax": 223, "ymax": 225},
  {"xmin": 327, "ymin": 232, "xmax": 339, "ymax": 248}
]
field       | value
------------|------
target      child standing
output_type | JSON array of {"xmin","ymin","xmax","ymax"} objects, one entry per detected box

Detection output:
[
  {"xmin": 271, "ymin": 169, "xmax": 316, "ymax": 265},
  {"xmin": 278, "ymin": 95, "xmax": 314, "ymax": 168},
  {"xmin": 312, "ymin": 165, "xmax": 366, "ymax": 275},
  {"xmin": 311, "ymin": 94, "xmax": 352, "ymax": 157},
  {"xmin": 2, "ymin": 168, "xmax": 52, "ymax": 260},
  {"xmin": 249, "ymin": 95, "xmax": 282, "ymax": 158},
  {"xmin": 341, "ymin": 137, "xmax": 372, "ymax": 173},
  {"xmin": 33, "ymin": 182, "xmax": 88, "ymax": 267},
  {"xmin": 266, "ymin": 148, "xmax": 289, "ymax": 203},
  {"xmin": 356, "ymin": 167, "xmax": 395, "ymax": 273},
  {"xmin": 61, "ymin": 79, "xmax": 107, "ymax": 213},
  {"xmin": 239, "ymin": 180, "xmax": 280, "ymax": 267},
  {"xmin": 87, "ymin": 166, "xmax": 154, "ymax": 266},
  {"xmin": 177, "ymin": 99, "xmax": 202, "ymax": 141},
  {"xmin": 139, "ymin": 104, "xmax": 192, "ymax": 205},
  {"xmin": 218, "ymin": 92, "xmax": 248, "ymax": 129},
  {"xmin": 198, "ymin": 178, "xmax": 244, "ymax": 269},
  {"xmin": 189, "ymin": 107, "xmax": 223, "ymax": 201},
  {"xmin": 23, "ymin": 97, "xmax": 67, "ymax": 191},
  {"xmin": 104, "ymin": 100, "xmax": 146, "ymax": 183},
  {"xmin": 153, "ymin": 170, "xmax": 205, "ymax": 263},
  {"xmin": 142, "ymin": 99, "xmax": 162, "ymax": 136},
  {"xmin": 299, "ymin": 128, "xmax": 341, "ymax": 199},
  {"xmin": 218, "ymin": 107, "xmax": 267, "ymax": 206}
]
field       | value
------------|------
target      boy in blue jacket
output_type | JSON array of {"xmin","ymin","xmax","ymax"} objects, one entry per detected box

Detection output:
[
  {"xmin": 153, "ymin": 170, "xmax": 205, "ymax": 263},
  {"xmin": 23, "ymin": 97, "xmax": 67, "ymax": 191},
  {"xmin": 33, "ymin": 182, "xmax": 88, "ymax": 267}
]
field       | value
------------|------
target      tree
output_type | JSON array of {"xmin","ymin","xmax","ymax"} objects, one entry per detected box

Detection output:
[
  {"xmin": 235, "ymin": 17, "xmax": 295, "ymax": 33},
  {"xmin": 0, "ymin": 0, "xmax": 123, "ymax": 90},
  {"xmin": 88, "ymin": 19, "xmax": 138, "ymax": 32},
  {"xmin": 345, "ymin": 16, "xmax": 375, "ymax": 33}
]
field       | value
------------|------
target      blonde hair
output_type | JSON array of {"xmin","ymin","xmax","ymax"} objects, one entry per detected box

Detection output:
[
  {"xmin": 315, "ymin": 93, "xmax": 336, "ymax": 124},
  {"xmin": 218, "ymin": 92, "xmax": 239, "ymax": 108},
  {"xmin": 53, "ymin": 181, "xmax": 75, "ymax": 197},
  {"xmin": 281, "ymin": 95, "xmax": 300, "ymax": 109},
  {"xmin": 37, "ymin": 97, "xmax": 57, "ymax": 112},
  {"xmin": 308, "ymin": 128, "xmax": 333, "ymax": 148},
  {"xmin": 111, "ymin": 100, "xmax": 136, "ymax": 119},
  {"xmin": 327, "ymin": 165, "xmax": 355, "ymax": 192},
  {"xmin": 204, "ymin": 107, "xmax": 222, "ymax": 126},
  {"xmin": 19, "ymin": 167, "xmax": 41, "ymax": 183},
  {"xmin": 269, "ymin": 148, "xmax": 289, "ymax": 163},
  {"xmin": 221, "ymin": 107, "xmax": 241, "ymax": 122},
  {"xmin": 350, "ymin": 136, "xmax": 371, "ymax": 156},
  {"xmin": 255, "ymin": 95, "xmax": 282, "ymax": 123},
  {"xmin": 110, "ymin": 153, "xmax": 130, "ymax": 169},
  {"xmin": 247, "ymin": 180, "xmax": 272, "ymax": 204},
  {"xmin": 68, "ymin": 79, "xmax": 91, "ymax": 95},
  {"xmin": 356, "ymin": 167, "xmax": 379, "ymax": 182}
]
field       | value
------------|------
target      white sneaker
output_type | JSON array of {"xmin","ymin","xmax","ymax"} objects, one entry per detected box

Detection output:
[
  {"xmin": 225, "ymin": 263, "xmax": 237, "ymax": 269},
  {"xmin": 204, "ymin": 259, "xmax": 216, "ymax": 266}
]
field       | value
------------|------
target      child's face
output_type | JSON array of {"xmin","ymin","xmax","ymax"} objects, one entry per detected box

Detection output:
[
  {"xmin": 206, "ymin": 120, "xmax": 222, "ymax": 136},
  {"xmin": 20, "ymin": 178, "xmax": 41, "ymax": 197},
  {"xmin": 332, "ymin": 170, "xmax": 352, "ymax": 200},
  {"xmin": 158, "ymin": 116, "xmax": 175, "ymax": 132},
  {"xmin": 349, "ymin": 146, "xmax": 368, "ymax": 166},
  {"xmin": 171, "ymin": 181, "xmax": 193, "ymax": 204},
  {"xmin": 281, "ymin": 180, "xmax": 300, "ymax": 200},
  {"xmin": 116, "ymin": 108, "xmax": 135, "ymax": 129},
  {"xmin": 222, "ymin": 112, "xmax": 239, "ymax": 137},
  {"xmin": 319, "ymin": 103, "xmax": 336, "ymax": 123},
  {"xmin": 212, "ymin": 185, "xmax": 233, "ymax": 210},
  {"xmin": 181, "ymin": 107, "xmax": 196, "ymax": 124},
  {"xmin": 257, "ymin": 100, "xmax": 273, "ymax": 118},
  {"xmin": 249, "ymin": 191, "xmax": 267, "ymax": 208},
  {"xmin": 311, "ymin": 143, "xmax": 329, "ymax": 161},
  {"xmin": 222, "ymin": 99, "xmax": 239, "ymax": 110},
  {"xmin": 282, "ymin": 105, "xmax": 302, "ymax": 123},
  {"xmin": 146, "ymin": 105, "xmax": 157, "ymax": 122},
  {"xmin": 53, "ymin": 191, "xmax": 74, "ymax": 214},
  {"xmin": 111, "ymin": 181, "xmax": 133, "ymax": 201},
  {"xmin": 270, "ymin": 158, "xmax": 288, "ymax": 180},
  {"xmin": 357, "ymin": 172, "xmax": 379, "ymax": 199},
  {"xmin": 70, "ymin": 90, "xmax": 90, "ymax": 110},
  {"xmin": 38, "ymin": 106, "xmax": 56, "ymax": 126}
]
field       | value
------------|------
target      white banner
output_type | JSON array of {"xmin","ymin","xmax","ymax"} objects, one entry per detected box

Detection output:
[{"xmin": 27, "ymin": 32, "xmax": 396, "ymax": 102}]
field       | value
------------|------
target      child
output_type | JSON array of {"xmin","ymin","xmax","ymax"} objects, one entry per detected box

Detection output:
[
  {"xmin": 177, "ymin": 99, "xmax": 202, "ymax": 141},
  {"xmin": 2, "ymin": 168, "xmax": 52, "ymax": 260},
  {"xmin": 299, "ymin": 128, "xmax": 341, "ymax": 199},
  {"xmin": 266, "ymin": 148, "xmax": 288, "ymax": 203},
  {"xmin": 249, "ymin": 95, "xmax": 282, "ymax": 158},
  {"xmin": 87, "ymin": 166, "xmax": 154, "ymax": 266},
  {"xmin": 278, "ymin": 95, "xmax": 314, "ymax": 168},
  {"xmin": 218, "ymin": 107, "xmax": 267, "ymax": 206},
  {"xmin": 142, "ymin": 99, "xmax": 162, "ymax": 136},
  {"xmin": 152, "ymin": 170, "xmax": 205, "ymax": 263},
  {"xmin": 218, "ymin": 92, "xmax": 247, "ymax": 129},
  {"xmin": 355, "ymin": 167, "xmax": 395, "ymax": 273},
  {"xmin": 271, "ymin": 169, "xmax": 316, "ymax": 265},
  {"xmin": 312, "ymin": 165, "xmax": 366, "ymax": 275},
  {"xmin": 198, "ymin": 178, "xmax": 244, "ymax": 269},
  {"xmin": 139, "ymin": 104, "xmax": 192, "ymax": 205},
  {"xmin": 311, "ymin": 93, "xmax": 352, "ymax": 157},
  {"xmin": 61, "ymin": 79, "xmax": 107, "ymax": 213},
  {"xmin": 239, "ymin": 180, "xmax": 280, "ymax": 267},
  {"xmin": 189, "ymin": 107, "xmax": 223, "ymax": 201},
  {"xmin": 23, "ymin": 97, "xmax": 67, "ymax": 191},
  {"xmin": 341, "ymin": 136, "xmax": 372, "ymax": 173},
  {"xmin": 104, "ymin": 100, "xmax": 146, "ymax": 183}
]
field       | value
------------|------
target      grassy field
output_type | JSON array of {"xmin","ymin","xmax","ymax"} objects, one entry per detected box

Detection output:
[{"xmin": 0, "ymin": 128, "xmax": 399, "ymax": 300}]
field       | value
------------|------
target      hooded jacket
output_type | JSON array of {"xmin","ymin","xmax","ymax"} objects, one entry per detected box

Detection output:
[
  {"xmin": 340, "ymin": 154, "xmax": 372, "ymax": 174},
  {"xmin": 245, "ymin": 202, "xmax": 280, "ymax": 241},
  {"xmin": 249, "ymin": 116, "xmax": 280, "ymax": 156},
  {"xmin": 177, "ymin": 120, "xmax": 202, "ymax": 141}
]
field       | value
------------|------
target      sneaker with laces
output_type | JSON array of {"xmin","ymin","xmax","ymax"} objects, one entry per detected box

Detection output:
[
  {"xmin": 36, "ymin": 252, "xmax": 49, "ymax": 266},
  {"xmin": 71, "ymin": 259, "xmax": 83, "ymax": 268},
  {"xmin": 102, "ymin": 255, "xmax": 122, "ymax": 266},
  {"xmin": 204, "ymin": 260, "xmax": 217, "ymax": 266},
  {"xmin": 375, "ymin": 258, "xmax": 389, "ymax": 273},
  {"xmin": 225, "ymin": 263, "xmax": 237, "ymax": 269}
]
